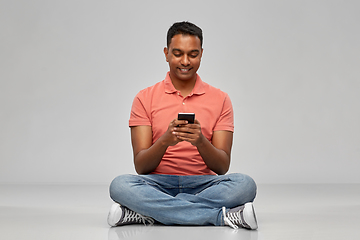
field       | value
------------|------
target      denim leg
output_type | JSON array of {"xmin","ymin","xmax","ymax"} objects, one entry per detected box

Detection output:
[
  {"xmin": 109, "ymin": 174, "xmax": 221, "ymax": 226},
  {"xmin": 109, "ymin": 173, "xmax": 257, "ymax": 226},
  {"xmin": 177, "ymin": 173, "xmax": 257, "ymax": 207},
  {"xmin": 175, "ymin": 173, "xmax": 257, "ymax": 225}
]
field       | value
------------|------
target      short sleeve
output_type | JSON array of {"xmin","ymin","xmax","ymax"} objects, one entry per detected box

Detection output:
[
  {"xmin": 213, "ymin": 94, "xmax": 234, "ymax": 132},
  {"xmin": 129, "ymin": 92, "xmax": 152, "ymax": 127}
]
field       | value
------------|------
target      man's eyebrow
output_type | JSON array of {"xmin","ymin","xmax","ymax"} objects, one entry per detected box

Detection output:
[
  {"xmin": 172, "ymin": 48, "xmax": 182, "ymax": 52},
  {"xmin": 172, "ymin": 49, "xmax": 200, "ymax": 53}
]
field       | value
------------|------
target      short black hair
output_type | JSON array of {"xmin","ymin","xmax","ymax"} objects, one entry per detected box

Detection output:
[{"xmin": 167, "ymin": 21, "xmax": 203, "ymax": 48}]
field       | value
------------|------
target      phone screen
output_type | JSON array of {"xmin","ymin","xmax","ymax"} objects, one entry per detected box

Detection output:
[{"xmin": 178, "ymin": 113, "xmax": 195, "ymax": 124}]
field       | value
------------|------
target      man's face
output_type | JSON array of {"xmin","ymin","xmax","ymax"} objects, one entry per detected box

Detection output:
[{"xmin": 164, "ymin": 34, "xmax": 203, "ymax": 83}]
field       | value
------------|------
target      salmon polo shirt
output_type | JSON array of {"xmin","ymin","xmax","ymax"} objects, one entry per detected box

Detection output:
[{"xmin": 129, "ymin": 72, "xmax": 234, "ymax": 175}]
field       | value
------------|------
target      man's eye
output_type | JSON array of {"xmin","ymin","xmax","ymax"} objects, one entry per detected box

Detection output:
[
  {"xmin": 173, "ymin": 53, "xmax": 181, "ymax": 57},
  {"xmin": 190, "ymin": 54, "xmax": 198, "ymax": 58}
]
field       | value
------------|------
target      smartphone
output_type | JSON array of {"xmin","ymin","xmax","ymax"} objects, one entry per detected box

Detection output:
[{"xmin": 178, "ymin": 113, "xmax": 195, "ymax": 124}]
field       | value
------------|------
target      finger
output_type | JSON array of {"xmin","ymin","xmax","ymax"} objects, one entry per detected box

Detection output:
[
  {"xmin": 173, "ymin": 120, "xmax": 188, "ymax": 126},
  {"xmin": 174, "ymin": 126, "xmax": 193, "ymax": 134},
  {"xmin": 174, "ymin": 133, "xmax": 191, "ymax": 140},
  {"xmin": 174, "ymin": 130, "xmax": 196, "ymax": 139},
  {"xmin": 176, "ymin": 135, "xmax": 197, "ymax": 145},
  {"xmin": 182, "ymin": 124, "xmax": 200, "ymax": 132},
  {"xmin": 170, "ymin": 119, "xmax": 177, "ymax": 126},
  {"xmin": 185, "ymin": 123, "xmax": 199, "ymax": 129},
  {"xmin": 169, "ymin": 119, "xmax": 182, "ymax": 129}
]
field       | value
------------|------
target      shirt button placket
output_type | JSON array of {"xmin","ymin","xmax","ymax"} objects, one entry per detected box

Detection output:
[{"xmin": 182, "ymin": 97, "xmax": 187, "ymax": 112}]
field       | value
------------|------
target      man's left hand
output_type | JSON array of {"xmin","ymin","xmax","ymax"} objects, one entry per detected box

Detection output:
[{"xmin": 172, "ymin": 119, "xmax": 204, "ymax": 146}]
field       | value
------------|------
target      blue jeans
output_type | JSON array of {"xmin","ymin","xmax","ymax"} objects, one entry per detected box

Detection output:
[{"xmin": 109, "ymin": 173, "xmax": 257, "ymax": 226}]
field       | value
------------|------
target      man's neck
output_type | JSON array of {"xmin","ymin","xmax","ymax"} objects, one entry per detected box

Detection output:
[{"xmin": 170, "ymin": 75, "xmax": 197, "ymax": 97}]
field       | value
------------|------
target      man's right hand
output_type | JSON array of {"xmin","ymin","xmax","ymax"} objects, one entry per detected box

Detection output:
[
  {"xmin": 162, "ymin": 118, "xmax": 189, "ymax": 146},
  {"xmin": 131, "ymin": 118, "xmax": 194, "ymax": 174}
]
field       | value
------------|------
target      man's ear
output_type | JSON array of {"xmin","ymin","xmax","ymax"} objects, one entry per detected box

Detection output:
[{"xmin": 164, "ymin": 47, "xmax": 169, "ymax": 62}]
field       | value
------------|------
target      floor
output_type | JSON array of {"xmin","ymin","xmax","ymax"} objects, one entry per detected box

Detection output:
[{"xmin": 0, "ymin": 184, "xmax": 359, "ymax": 240}]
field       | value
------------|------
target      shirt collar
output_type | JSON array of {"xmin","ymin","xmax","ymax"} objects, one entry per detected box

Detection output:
[{"xmin": 164, "ymin": 72, "xmax": 205, "ymax": 95}]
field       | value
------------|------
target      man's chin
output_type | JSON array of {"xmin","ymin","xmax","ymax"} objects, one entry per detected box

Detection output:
[
  {"xmin": 176, "ymin": 72, "xmax": 196, "ymax": 81},
  {"xmin": 169, "ymin": 70, "xmax": 197, "ymax": 82}
]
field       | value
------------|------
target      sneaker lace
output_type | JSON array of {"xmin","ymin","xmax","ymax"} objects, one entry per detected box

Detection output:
[
  {"xmin": 123, "ymin": 208, "xmax": 154, "ymax": 226},
  {"xmin": 222, "ymin": 207, "xmax": 244, "ymax": 229}
]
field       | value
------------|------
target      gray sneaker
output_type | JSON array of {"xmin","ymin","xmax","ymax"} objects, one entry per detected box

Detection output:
[
  {"xmin": 107, "ymin": 203, "xmax": 155, "ymax": 227},
  {"xmin": 222, "ymin": 202, "xmax": 258, "ymax": 230}
]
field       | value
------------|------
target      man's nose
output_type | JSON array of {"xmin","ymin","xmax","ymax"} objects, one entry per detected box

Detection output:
[{"xmin": 181, "ymin": 55, "xmax": 190, "ymax": 66}]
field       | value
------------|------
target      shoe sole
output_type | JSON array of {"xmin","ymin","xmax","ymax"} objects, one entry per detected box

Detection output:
[
  {"xmin": 243, "ymin": 202, "xmax": 258, "ymax": 230},
  {"xmin": 107, "ymin": 203, "xmax": 122, "ymax": 227}
]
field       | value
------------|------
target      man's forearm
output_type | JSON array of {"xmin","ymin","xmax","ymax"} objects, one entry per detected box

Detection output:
[
  {"xmin": 196, "ymin": 135, "xmax": 230, "ymax": 175},
  {"xmin": 134, "ymin": 136, "xmax": 169, "ymax": 175}
]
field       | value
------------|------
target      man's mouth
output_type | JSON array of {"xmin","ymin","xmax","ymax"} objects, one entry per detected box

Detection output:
[{"xmin": 179, "ymin": 68, "xmax": 191, "ymax": 72}]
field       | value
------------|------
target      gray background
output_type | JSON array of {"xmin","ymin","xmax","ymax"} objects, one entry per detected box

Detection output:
[{"xmin": 1, "ymin": 0, "xmax": 359, "ymax": 185}]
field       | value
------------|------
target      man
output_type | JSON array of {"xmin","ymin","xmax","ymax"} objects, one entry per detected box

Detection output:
[{"xmin": 107, "ymin": 21, "xmax": 258, "ymax": 230}]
